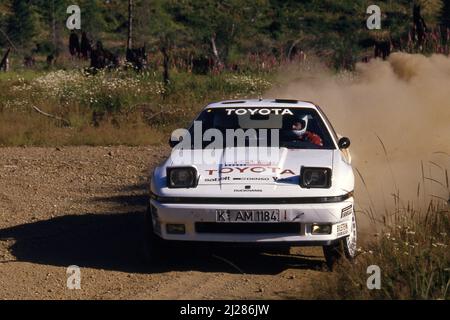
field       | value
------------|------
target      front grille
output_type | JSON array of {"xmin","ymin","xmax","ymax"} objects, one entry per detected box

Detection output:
[{"xmin": 195, "ymin": 222, "xmax": 301, "ymax": 234}]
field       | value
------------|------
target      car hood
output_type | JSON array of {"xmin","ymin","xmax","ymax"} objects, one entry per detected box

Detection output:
[
  {"xmin": 168, "ymin": 147, "xmax": 334, "ymax": 186},
  {"xmin": 153, "ymin": 147, "xmax": 354, "ymax": 198}
]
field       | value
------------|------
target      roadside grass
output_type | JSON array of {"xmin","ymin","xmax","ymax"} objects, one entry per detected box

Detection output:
[
  {"xmin": 0, "ymin": 68, "xmax": 273, "ymax": 146},
  {"xmin": 0, "ymin": 111, "xmax": 166, "ymax": 146},
  {"xmin": 316, "ymin": 175, "xmax": 450, "ymax": 300}
]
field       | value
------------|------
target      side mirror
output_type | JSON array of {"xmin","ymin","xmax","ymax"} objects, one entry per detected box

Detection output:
[
  {"xmin": 169, "ymin": 136, "xmax": 183, "ymax": 148},
  {"xmin": 338, "ymin": 137, "xmax": 351, "ymax": 149}
]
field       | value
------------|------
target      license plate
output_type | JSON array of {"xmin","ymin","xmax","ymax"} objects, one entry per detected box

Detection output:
[{"xmin": 216, "ymin": 209, "xmax": 280, "ymax": 223}]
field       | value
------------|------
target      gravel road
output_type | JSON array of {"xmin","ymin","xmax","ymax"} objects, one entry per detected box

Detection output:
[{"xmin": 0, "ymin": 146, "xmax": 329, "ymax": 300}]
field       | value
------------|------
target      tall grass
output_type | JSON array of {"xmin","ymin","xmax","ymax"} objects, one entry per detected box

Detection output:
[
  {"xmin": 317, "ymin": 171, "xmax": 450, "ymax": 300},
  {"xmin": 0, "ymin": 69, "xmax": 273, "ymax": 146}
]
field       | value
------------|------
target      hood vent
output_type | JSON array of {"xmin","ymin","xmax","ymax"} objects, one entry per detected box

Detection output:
[
  {"xmin": 274, "ymin": 99, "xmax": 298, "ymax": 104},
  {"xmin": 221, "ymin": 100, "xmax": 246, "ymax": 104}
]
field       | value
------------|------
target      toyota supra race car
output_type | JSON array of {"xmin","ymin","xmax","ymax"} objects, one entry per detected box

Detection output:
[{"xmin": 146, "ymin": 99, "xmax": 357, "ymax": 269}]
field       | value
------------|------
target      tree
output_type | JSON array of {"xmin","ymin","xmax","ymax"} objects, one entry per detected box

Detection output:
[
  {"xmin": 0, "ymin": 1, "xmax": 10, "ymax": 47},
  {"xmin": 415, "ymin": 0, "xmax": 444, "ymax": 24},
  {"xmin": 127, "ymin": 0, "xmax": 133, "ymax": 50},
  {"xmin": 168, "ymin": 0, "xmax": 257, "ymax": 66},
  {"xmin": 441, "ymin": 0, "xmax": 450, "ymax": 28},
  {"xmin": 8, "ymin": 0, "xmax": 37, "ymax": 48},
  {"xmin": 35, "ymin": 0, "xmax": 70, "ymax": 53},
  {"xmin": 136, "ymin": 0, "xmax": 187, "ymax": 85},
  {"xmin": 76, "ymin": 0, "xmax": 108, "ymax": 38}
]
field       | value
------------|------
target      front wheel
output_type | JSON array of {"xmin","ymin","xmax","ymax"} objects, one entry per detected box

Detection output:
[{"xmin": 323, "ymin": 213, "xmax": 357, "ymax": 270}]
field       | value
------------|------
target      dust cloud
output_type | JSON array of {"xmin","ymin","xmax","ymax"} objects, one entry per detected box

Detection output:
[{"xmin": 266, "ymin": 53, "xmax": 450, "ymax": 229}]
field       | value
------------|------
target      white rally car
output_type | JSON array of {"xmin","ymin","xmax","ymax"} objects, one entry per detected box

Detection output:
[{"xmin": 146, "ymin": 99, "xmax": 356, "ymax": 268}]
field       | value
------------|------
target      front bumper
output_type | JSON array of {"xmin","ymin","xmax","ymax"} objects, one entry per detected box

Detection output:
[{"xmin": 149, "ymin": 197, "xmax": 354, "ymax": 245}]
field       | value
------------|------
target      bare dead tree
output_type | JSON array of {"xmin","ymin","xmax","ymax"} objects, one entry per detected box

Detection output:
[
  {"xmin": 52, "ymin": 0, "xmax": 57, "ymax": 48},
  {"xmin": 210, "ymin": 34, "xmax": 222, "ymax": 68},
  {"xmin": 413, "ymin": 4, "xmax": 428, "ymax": 50},
  {"xmin": 287, "ymin": 40, "xmax": 300, "ymax": 60},
  {"xmin": 161, "ymin": 43, "xmax": 170, "ymax": 86},
  {"xmin": 0, "ymin": 48, "xmax": 11, "ymax": 71},
  {"xmin": 127, "ymin": 0, "xmax": 134, "ymax": 51},
  {"xmin": 0, "ymin": 29, "xmax": 18, "ymax": 52}
]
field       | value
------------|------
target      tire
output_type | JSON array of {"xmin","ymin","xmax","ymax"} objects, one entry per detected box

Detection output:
[
  {"xmin": 323, "ymin": 212, "xmax": 357, "ymax": 271},
  {"xmin": 143, "ymin": 205, "xmax": 167, "ymax": 264}
]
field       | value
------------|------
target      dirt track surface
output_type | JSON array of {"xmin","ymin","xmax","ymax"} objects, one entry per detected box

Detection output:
[{"xmin": 0, "ymin": 146, "xmax": 329, "ymax": 300}]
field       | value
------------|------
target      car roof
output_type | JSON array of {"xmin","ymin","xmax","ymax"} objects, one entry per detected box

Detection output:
[{"xmin": 205, "ymin": 99, "xmax": 318, "ymax": 109}]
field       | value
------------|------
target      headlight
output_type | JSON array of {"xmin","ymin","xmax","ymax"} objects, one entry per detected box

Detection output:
[
  {"xmin": 300, "ymin": 167, "xmax": 331, "ymax": 188},
  {"xmin": 167, "ymin": 167, "xmax": 198, "ymax": 188},
  {"xmin": 311, "ymin": 224, "xmax": 332, "ymax": 235}
]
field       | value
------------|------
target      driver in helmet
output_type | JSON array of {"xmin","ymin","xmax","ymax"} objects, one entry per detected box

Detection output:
[{"xmin": 282, "ymin": 117, "xmax": 323, "ymax": 147}]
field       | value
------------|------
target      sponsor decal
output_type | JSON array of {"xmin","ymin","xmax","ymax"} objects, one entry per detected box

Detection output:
[
  {"xmin": 225, "ymin": 108, "xmax": 294, "ymax": 116},
  {"xmin": 205, "ymin": 167, "xmax": 296, "ymax": 176},
  {"xmin": 233, "ymin": 188, "xmax": 263, "ymax": 192},
  {"xmin": 341, "ymin": 204, "xmax": 353, "ymax": 218},
  {"xmin": 224, "ymin": 162, "xmax": 273, "ymax": 167},
  {"xmin": 232, "ymin": 177, "xmax": 270, "ymax": 181},
  {"xmin": 204, "ymin": 176, "xmax": 231, "ymax": 182},
  {"xmin": 272, "ymin": 176, "xmax": 297, "ymax": 182}
]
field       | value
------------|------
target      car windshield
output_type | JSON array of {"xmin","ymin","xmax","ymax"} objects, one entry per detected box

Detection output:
[{"xmin": 187, "ymin": 107, "xmax": 336, "ymax": 149}]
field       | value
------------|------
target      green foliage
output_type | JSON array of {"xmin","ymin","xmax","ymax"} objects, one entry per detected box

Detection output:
[
  {"xmin": 416, "ymin": 0, "xmax": 444, "ymax": 24},
  {"xmin": 441, "ymin": 0, "xmax": 450, "ymax": 28},
  {"xmin": 136, "ymin": 0, "xmax": 188, "ymax": 47},
  {"xmin": 7, "ymin": 0, "xmax": 37, "ymax": 47},
  {"xmin": 0, "ymin": 1, "xmax": 447, "ymax": 68},
  {"xmin": 78, "ymin": 0, "xmax": 108, "ymax": 36}
]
